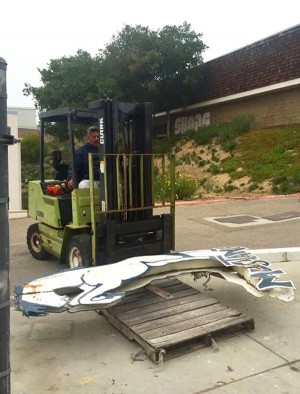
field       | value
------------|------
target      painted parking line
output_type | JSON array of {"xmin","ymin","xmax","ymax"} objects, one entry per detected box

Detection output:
[{"xmin": 204, "ymin": 212, "xmax": 300, "ymax": 228}]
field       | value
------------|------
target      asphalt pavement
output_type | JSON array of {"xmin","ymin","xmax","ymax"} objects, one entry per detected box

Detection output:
[{"xmin": 9, "ymin": 195, "xmax": 300, "ymax": 393}]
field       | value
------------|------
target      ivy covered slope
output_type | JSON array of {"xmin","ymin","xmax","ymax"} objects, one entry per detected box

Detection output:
[
  {"xmin": 21, "ymin": 120, "xmax": 300, "ymax": 208},
  {"xmin": 153, "ymin": 118, "xmax": 300, "ymax": 200}
]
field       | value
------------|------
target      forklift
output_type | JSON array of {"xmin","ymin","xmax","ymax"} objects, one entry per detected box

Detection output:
[{"xmin": 27, "ymin": 99, "xmax": 175, "ymax": 268}]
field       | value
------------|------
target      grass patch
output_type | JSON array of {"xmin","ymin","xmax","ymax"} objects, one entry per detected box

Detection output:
[{"xmin": 221, "ymin": 125, "xmax": 300, "ymax": 183}]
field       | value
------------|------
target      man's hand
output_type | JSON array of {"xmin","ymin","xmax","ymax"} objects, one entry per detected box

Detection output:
[{"xmin": 67, "ymin": 179, "xmax": 74, "ymax": 190}]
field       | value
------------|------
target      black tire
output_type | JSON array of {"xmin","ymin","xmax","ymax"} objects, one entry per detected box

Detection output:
[
  {"xmin": 27, "ymin": 223, "xmax": 52, "ymax": 260},
  {"xmin": 66, "ymin": 234, "xmax": 92, "ymax": 269}
]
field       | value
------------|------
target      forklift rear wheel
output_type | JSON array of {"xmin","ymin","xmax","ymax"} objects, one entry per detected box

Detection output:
[
  {"xmin": 27, "ymin": 223, "xmax": 52, "ymax": 260},
  {"xmin": 66, "ymin": 234, "xmax": 92, "ymax": 269}
]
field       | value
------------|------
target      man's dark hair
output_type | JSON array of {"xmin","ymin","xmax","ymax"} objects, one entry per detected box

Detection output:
[{"xmin": 88, "ymin": 125, "xmax": 99, "ymax": 133}]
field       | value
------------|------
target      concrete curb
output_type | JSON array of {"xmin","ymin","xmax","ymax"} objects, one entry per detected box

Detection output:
[
  {"xmin": 8, "ymin": 193, "xmax": 300, "ymax": 219},
  {"xmin": 175, "ymin": 193, "xmax": 300, "ymax": 206},
  {"xmin": 9, "ymin": 210, "xmax": 28, "ymax": 219}
]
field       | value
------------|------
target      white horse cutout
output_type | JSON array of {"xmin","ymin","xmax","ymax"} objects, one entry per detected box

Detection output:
[{"xmin": 15, "ymin": 247, "xmax": 295, "ymax": 317}]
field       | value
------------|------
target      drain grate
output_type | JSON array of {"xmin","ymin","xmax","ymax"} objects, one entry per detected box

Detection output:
[
  {"xmin": 263, "ymin": 211, "xmax": 300, "ymax": 221},
  {"xmin": 214, "ymin": 215, "xmax": 259, "ymax": 224}
]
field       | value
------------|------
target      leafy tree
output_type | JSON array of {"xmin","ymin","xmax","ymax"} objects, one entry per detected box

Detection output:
[
  {"xmin": 23, "ymin": 50, "xmax": 101, "ymax": 111},
  {"xmin": 21, "ymin": 134, "xmax": 44, "ymax": 163},
  {"xmin": 24, "ymin": 22, "xmax": 207, "ymax": 122},
  {"xmin": 98, "ymin": 22, "xmax": 207, "ymax": 111}
]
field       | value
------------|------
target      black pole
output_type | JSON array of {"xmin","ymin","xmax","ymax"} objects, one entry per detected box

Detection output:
[{"xmin": 0, "ymin": 57, "xmax": 11, "ymax": 393}]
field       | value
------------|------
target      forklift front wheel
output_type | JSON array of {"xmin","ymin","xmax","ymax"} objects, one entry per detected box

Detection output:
[
  {"xmin": 27, "ymin": 223, "xmax": 52, "ymax": 260},
  {"xmin": 66, "ymin": 234, "xmax": 92, "ymax": 269}
]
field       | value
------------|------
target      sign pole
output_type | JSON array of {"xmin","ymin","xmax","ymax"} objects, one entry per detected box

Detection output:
[{"xmin": 0, "ymin": 56, "xmax": 11, "ymax": 394}]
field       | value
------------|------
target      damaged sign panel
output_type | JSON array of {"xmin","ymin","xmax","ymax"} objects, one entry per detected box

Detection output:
[{"xmin": 15, "ymin": 247, "xmax": 295, "ymax": 317}]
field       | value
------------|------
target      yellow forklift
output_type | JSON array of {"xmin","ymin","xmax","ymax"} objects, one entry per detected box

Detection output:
[{"xmin": 27, "ymin": 99, "xmax": 175, "ymax": 268}]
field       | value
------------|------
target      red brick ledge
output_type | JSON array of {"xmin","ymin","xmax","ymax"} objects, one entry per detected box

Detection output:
[{"xmin": 175, "ymin": 193, "xmax": 300, "ymax": 206}]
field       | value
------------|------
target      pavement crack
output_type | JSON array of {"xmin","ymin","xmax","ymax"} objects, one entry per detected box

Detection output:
[
  {"xmin": 244, "ymin": 332, "xmax": 289, "ymax": 363},
  {"xmin": 193, "ymin": 359, "xmax": 300, "ymax": 394}
]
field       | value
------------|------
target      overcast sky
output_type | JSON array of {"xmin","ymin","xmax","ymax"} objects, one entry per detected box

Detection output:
[{"xmin": 1, "ymin": 0, "xmax": 299, "ymax": 108}]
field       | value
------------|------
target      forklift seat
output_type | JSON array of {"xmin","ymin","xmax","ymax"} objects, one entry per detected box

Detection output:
[{"xmin": 53, "ymin": 163, "xmax": 69, "ymax": 181}]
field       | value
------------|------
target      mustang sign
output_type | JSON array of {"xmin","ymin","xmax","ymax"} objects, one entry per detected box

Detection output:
[{"xmin": 15, "ymin": 247, "xmax": 295, "ymax": 317}]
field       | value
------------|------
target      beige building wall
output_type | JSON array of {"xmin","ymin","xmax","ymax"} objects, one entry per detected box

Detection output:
[
  {"xmin": 7, "ymin": 111, "xmax": 22, "ymax": 213},
  {"xmin": 165, "ymin": 81, "xmax": 300, "ymax": 135},
  {"xmin": 8, "ymin": 107, "xmax": 37, "ymax": 128},
  {"xmin": 7, "ymin": 107, "xmax": 37, "ymax": 217},
  {"xmin": 200, "ymin": 86, "xmax": 300, "ymax": 128}
]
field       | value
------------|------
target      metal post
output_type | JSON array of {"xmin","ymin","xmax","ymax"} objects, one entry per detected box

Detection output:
[{"xmin": 0, "ymin": 57, "xmax": 10, "ymax": 393}]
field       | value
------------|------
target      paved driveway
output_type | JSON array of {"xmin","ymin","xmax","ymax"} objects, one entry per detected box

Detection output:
[{"xmin": 9, "ymin": 195, "xmax": 300, "ymax": 393}]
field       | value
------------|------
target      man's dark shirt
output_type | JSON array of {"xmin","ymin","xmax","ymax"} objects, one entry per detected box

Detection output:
[{"xmin": 69, "ymin": 143, "xmax": 100, "ymax": 183}]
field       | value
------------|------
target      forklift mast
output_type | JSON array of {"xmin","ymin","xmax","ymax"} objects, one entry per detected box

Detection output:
[
  {"xmin": 87, "ymin": 99, "xmax": 175, "ymax": 264},
  {"xmin": 88, "ymin": 98, "xmax": 153, "ymax": 221}
]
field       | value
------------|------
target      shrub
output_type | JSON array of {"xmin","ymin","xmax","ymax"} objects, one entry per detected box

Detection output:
[
  {"xmin": 221, "ymin": 140, "xmax": 237, "ymax": 152},
  {"xmin": 203, "ymin": 180, "xmax": 214, "ymax": 192},
  {"xmin": 185, "ymin": 125, "xmax": 218, "ymax": 146},
  {"xmin": 248, "ymin": 183, "xmax": 259, "ymax": 192},
  {"xmin": 154, "ymin": 174, "xmax": 171, "ymax": 202},
  {"xmin": 217, "ymin": 115, "xmax": 255, "ymax": 152},
  {"xmin": 230, "ymin": 114, "xmax": 255, "ymax": 135},
  {"xmin": 214, "ymin": 186, "xmax": 223, "ymax": 193},
  {"xmin": 182, "ymin": 154, "xmax": 192, "ymax": 165},
  {"xmin": 272, "ymin": 175, "xmax": 288, "ymax": 185},
  {"xmin": 211, "ymin": 151, "xmax": 220, "ymax": 162},
  {"xmin": 271, "ymin": 166, "xmax": 300, "ymax": 194},
  {"xmin": 230, "ymin": 169, "xmax": 248, "ymax": 180},
  {"xmin": 292, "ymin": 166, "xmax": 300, "ymax": 185},
  {"xmin": 175, "ymin": 174, "xmax": 199, "ymax": 200},
  {"xmin": 224, "ymin": 183, "xmax": 238, "ymax": 192},
  {"xmin": 209, "ymin": 164, "xmax": 220, "ymax": 175},
  {"xmin": 199, "ymin": 178, "xmax": 207, "ymax": 186},
  {"xmin": 198, "ymin": 160, "xmax": 206, "ymax": 167},
  {"xmin": 22, "ymin": 190, "xmax": 28, "ymax": 210},
  {"xmin": 21, "ymin": 135, "xmax": 42, "ymax": 164},
  {"xmin": 153, "ymin": 137, "xmax": 176, "ymax": 154},
  {"xmin": 154, "ymin": 173, "xmax": 199, "ymax": 201}
]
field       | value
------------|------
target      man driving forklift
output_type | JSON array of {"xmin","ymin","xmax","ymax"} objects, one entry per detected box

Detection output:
[{"xmin": 67, "ymin": 125, "xmax": 100, "ymax": 189}]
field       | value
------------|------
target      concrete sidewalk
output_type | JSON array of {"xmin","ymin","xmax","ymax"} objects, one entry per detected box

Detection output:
[
  {"xmin": 11, "ymin": 259, "xmax": 300, "ymax": 394},
  {"xmin": 10, "ymin": 196, "xmax": 300, "ymax": 393}
]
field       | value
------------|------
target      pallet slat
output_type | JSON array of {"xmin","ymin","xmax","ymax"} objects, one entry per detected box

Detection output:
[
  {"xmin": 121, "ymin": 297, "xmax": 220, "ymax": 326},
  {"xmin": 149, "ymin": 315, "xmax": 253, "ymax": 348},
  {"xmin": 132, "ymin": 303, "xmax": 230, "ymax": 335}
]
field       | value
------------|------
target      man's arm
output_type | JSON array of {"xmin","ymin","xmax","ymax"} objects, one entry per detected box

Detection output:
[{"xmin": 68, "ymin": 146, "xmax": 84, "ymax": 189}]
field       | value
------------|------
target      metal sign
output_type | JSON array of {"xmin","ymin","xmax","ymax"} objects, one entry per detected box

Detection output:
[{"xmin": 15, "ymin": 247, "xmax": 295, "ymax": 317}]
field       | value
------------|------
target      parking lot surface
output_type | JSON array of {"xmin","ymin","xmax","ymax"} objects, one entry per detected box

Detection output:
[{"xmin": 10, "ymin": 195, "xmax": 300, "ymax": 393}]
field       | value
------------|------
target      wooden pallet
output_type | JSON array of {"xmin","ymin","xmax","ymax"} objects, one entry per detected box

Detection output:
[{"xmin": 100, "ymin": 278, "xmax": 255, "ymax": 363}]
